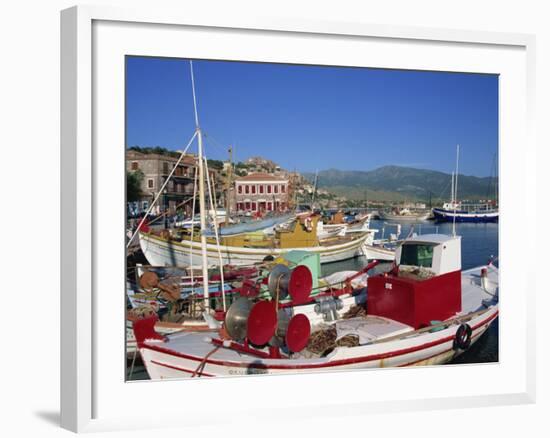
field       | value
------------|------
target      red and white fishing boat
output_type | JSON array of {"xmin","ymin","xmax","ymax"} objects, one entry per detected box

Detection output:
[{"xmin": 134, "ymin": 233, "xmax": 498, "ymax": 378}]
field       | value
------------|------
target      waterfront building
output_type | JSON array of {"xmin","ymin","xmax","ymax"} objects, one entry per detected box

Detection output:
[
  {"xmin": 234, "ymin": 172, "xmax": 289, "ymax": 213},
  {"xmin": 126, "ymin": 149, "xmax": 220, "ymax": 215}
]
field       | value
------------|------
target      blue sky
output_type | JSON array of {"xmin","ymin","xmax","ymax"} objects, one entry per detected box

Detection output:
[{"xmin": 126, "ymin": 57, "xmax": 498, "ymax": 177}]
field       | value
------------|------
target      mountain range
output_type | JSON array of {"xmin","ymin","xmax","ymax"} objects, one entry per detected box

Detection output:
[{"xmin": 303, "ymin": 165, "xmax": 498, "ymax": 202}]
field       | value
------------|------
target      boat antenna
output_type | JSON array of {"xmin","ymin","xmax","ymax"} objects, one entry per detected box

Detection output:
[
  {"xmin": 190, "ymin": 60, "xmax": 211, "ymax": 312},
  {"xmin": 452, "ymin": 144, "xmax": 460, "ymax": 237}
]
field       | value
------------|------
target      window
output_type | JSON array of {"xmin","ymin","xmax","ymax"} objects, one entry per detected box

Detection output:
[
  {"xmin": 400, "ymin": 244, "xmax": 434, "ymax": 268},
  {"xmin": 163, "ymin": 162, "xmax": 169, "ymax": 174},
  {"xmin": 281, "ymin": 185, "xmax": 286, "ymax": 193},
  {"xmin": 251, "ymin": 185, "xmax": 256, "ymax": 194},
  {"xmin": 131, "ymin": 161, "xmax": 139, "ymax": 170},
  {"xmin": 245, "ymin": 202, "xmax": 251, "ymax": 210},
  {"xmin": 245, "ymin": 185, "xmax": 250, "ymax": 194},
  {"xmin": 259, "ymin": 185, "xmax": 264, "ymax": 194},
  {"xmin": 147, "ymin": 179, "xmax": 154, "ymax": 189},
  {"xmin": 251, "ymin": 202, "xmax": 257, "ymax": 211},
  {"xmin": 267, "ymin": 185, "xmax": 272, "ymax": 194},
  {"xmin": 274, "ymin": 185, "xmax": 278, "ymax": 194},
  {"xmin": 238, "ymin": 185, "xmax": 242, "ymax": 194}
]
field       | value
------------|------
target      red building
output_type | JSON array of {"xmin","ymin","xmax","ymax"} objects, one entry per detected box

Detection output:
[{"xmin": 234, "ymin": 173, "xmax": 289, "ymax": 213}]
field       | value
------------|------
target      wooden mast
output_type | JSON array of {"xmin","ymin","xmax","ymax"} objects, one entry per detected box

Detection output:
[
  {"xmin": 225, "ymin": 145, "xmax": 233, "ymax": 224},
  {"xmin": 190, "ymin": 60, "xmax": 211, "ymax": 312}
]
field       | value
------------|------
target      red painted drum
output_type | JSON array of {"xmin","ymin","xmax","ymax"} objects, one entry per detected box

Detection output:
[
  {"xmin": 285, "ymin": 314, "xmax": 311, "ymax": 353},
  {"xmin": 288, "ymin": 265, "xmax": 313, "ymax": 304},
  {"xmin": 247, "ymin": 301, "xmax": 278, "ymax": 346}
]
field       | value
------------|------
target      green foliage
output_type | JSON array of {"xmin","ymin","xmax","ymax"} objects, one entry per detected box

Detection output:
[
  {"xmin": 303, "ymin": 165, "xmax": 498, "ymax": 202},
  {"xmin": 128, "ymin": 146, "xmax": 180, "ymax": 158},
  {"xmin": 127, "ymin": 170, "xmax": 144, "ymax": 202},
  {"xmin": 207, "ymin": 159, "xmax": 224, "ymax": 170}
]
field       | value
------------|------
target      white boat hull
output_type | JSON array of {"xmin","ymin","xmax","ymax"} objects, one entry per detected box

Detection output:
[
  {"xmin": 362, "ymin": 243, "xmax": 395, "ymax": 261},
  {"xmin": 378, "ymin": 212, "xmax": 431, "ymax": 222},
  {"xmin": 138, "ymin": 305, "xmax": 498, "ymax": 378},
  {"xmin": 139, "ymin": 231, "xmax": 371, "ymax": 266}
]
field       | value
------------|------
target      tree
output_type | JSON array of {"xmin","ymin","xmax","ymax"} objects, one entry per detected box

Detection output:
[{"xmin": 127, "ymin": 170, "xmax": 144, "ymax": 202}]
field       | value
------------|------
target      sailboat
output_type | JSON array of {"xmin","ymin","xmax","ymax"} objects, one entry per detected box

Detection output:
[{"xmin": 432, "ymin": 146, "xmax": 499, "ymax": 223}]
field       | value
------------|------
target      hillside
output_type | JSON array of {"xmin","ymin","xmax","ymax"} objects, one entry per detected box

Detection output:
[{"xmin": 303, "ymin": 165, "xmax": 497, "ymax": 202}]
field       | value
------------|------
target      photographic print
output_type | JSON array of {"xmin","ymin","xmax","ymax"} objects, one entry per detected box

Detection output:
[{"xmin": 125, "ymin": 57, "xmax": 499, "ymax": 380}]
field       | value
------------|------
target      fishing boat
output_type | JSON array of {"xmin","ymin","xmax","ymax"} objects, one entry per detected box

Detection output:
[
  {"xmin": 134, "ymin": 233, "xmax": 498, "ymax": 378},
  {"xmin": 432, "ymin": 145, "xmax": 498, "ymax": 223},
  {"xmin": 175, "ymin": 209, "xmax": 231, "ymax": 228},
  {"xmin": 378, "ymin": 208, "xmax": 431, "ymax": 222},
  {"xmin": 432, "ymin": 202, "xmax": 498, "ymax": 223},
  {"xmin": 139, "ymin": 213, "xmax": 374, "ymax": 266}
]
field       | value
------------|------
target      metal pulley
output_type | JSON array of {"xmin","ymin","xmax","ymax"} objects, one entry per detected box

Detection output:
[
  {"xmin": 314, "ymin": 297, "xmax": 344, "ymax": 321},
  {"xmin": 267, "ymin": 264, "xmax": 291, "ymax": 299},
  {"xmin": 224, "ymin": 297, "xmax": 253, "ymax": 342},
  {"xmin": 269, "ymin": 309, "xmax": 291, "ymax": 347}
]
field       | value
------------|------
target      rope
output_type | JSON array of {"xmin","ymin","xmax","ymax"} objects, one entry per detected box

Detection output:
[
  {"xmin": 127, "ymin": 131, "xmax": 198, "ymax": 248},
  {"xmin": 128, "ymin": 348, "xmax": 139, "ymax": 380},
  {"xmin": 191, "ymin": 345, "xmax": 220, "ymax": 377},
  {"xmin": 144, "ymin": 196, "xmax": 195, "ymax": 227},
  {"xmin": 204, "ymin": 157, "xmax": 227, "ymax": 311},
  {"xmin": 189, "ymin": 168, "xmax": 199, "ymax": 293}
]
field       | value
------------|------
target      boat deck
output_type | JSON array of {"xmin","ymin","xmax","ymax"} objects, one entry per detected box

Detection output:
[{"xmin": 460, "ymin": 265, "xmax": 499, "ymax": 314}]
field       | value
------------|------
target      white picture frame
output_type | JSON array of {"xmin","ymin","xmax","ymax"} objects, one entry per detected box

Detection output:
[{"xmin": 60, "ymin": 4, "xmax": 536, "ymax": 433}]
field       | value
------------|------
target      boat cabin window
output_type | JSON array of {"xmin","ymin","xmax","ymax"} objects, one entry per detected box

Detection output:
[{"xmin": 400, "ymin": 243, "xmax": 435, "ymax": 268}]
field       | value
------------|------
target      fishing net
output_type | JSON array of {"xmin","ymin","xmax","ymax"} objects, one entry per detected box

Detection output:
[
  {"xmin": 306, "ymin": 326, "xmax": 360, "ymax": 356},
  {"xmin": 342, "ymin": 305, "xmax": 367, "ymax": 319}
]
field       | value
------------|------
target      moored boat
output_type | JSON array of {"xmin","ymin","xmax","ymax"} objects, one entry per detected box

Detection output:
[
  {"xmin": 139, "ymin": 214, "xmax": 375, "ymax": 266},
  {"xmin": 378, "ymin": 208, "xmax": 431, "ymax": 222},
  {"xmin": 135, "ymin": 233, "xmax": 498, "ymax": 378},
  {"xmin": 432, "ymin": 203, "xmax": 498, "ymax": 223},
  {"xmin": 432, "ymin": 145, "xmax": 498, "ymax": 223}
]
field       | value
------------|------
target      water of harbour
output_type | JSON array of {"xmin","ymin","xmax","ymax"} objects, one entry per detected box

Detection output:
[{"xmin": 127, "ymin": 219, "xmax": 498, "ymax": 380}]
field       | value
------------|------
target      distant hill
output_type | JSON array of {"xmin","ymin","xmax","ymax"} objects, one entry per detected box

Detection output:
[{"xmin": 303, "ymin": 165, "xmax": 497, "ymax": 202}]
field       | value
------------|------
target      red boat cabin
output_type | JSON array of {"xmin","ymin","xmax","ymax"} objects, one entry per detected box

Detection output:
[{"xmin": 367, "ymin": 234, "xmax": 462, "ymax": 329}]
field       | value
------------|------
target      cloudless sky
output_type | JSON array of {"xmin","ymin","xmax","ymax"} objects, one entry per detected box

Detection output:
[{"xmin": 126, "ymin": 56, "xmax": 498, "ymax": 177}]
